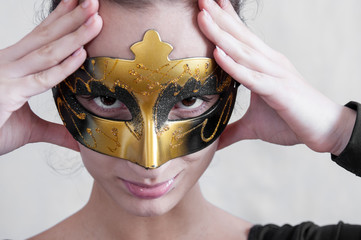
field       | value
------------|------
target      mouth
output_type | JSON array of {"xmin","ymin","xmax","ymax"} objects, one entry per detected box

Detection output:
[{"xmin": 120, "ymin": 177, "xmax": 176, "ymax": 199}]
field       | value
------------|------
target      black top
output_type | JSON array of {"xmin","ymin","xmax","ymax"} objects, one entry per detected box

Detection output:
[
  {"xmin": 249, "ymin": 222, "xmax": 361, "ymax": 240},
  {"xmin": 248, "ymin": 101, "xmax": 361, "ymax": 240},
  {"xmin": 331, "ymin": 102, "xmax": 361, "ymax": 177}
]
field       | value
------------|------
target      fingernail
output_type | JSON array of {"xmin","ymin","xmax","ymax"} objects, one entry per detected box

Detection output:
[
  {"xmin": 72, "ymin": 46, "xmax": 84, "ymax": 57},
  {"xmin": 63, "ymin": 0, "xmax": 70, "ymax": 3},
  {"xmin": 84, "ymin": 13, "xmax": 97, "ymax": 26},
  {"xmin": 217, "ymin": 0, "xmax": 228, "ymax": 8},
  {"xmin": 202, "ymin": 9, "xmax": 213, "ymax": 22},
  {"xmin": 81, "ymin": 0, "xmax": 90, "ymax": 8},
  {"xmin": 216, "ymin": 46, "xmax": 226, "ymax": 57}
]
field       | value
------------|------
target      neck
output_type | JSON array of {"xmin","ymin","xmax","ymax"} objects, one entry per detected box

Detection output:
[{"xmin": 78, "ymin": 181, "xmax": 213, "ymax": 240}]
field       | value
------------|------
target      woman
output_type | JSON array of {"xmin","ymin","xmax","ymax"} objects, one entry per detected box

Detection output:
[{"xmin": 0, "ymin": 0, "xmax": 360, "ymax": 239}]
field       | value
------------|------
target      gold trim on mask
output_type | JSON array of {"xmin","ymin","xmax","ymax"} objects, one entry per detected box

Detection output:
[{"xmin": 54, "ymin": 30, "xmax": 239, "ymax": 168}]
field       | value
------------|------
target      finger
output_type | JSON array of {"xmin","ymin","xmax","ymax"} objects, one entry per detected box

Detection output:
[
  {"xmin": 217, "ymin": 119, "xmax": 254, "ymax": 150},
  {"xmin": 40, "ymin": 0, "xmax": 79, "ymax": 27},
  {"xmin": 199, "ymin": 0, "xmax": 242, "ymax": 24},
  {"xmin": 1, "ymin": 0, "xmax": 79, "ymax": 62},
  {"xmin": 17, "ymin": 46, "xmax": 87, "ymax": 98},
  {"xmin": 215, "ymin": 0, "xmax": 243, "ymax": 22},
  {"xmin": 198, "ymin": 10, "xmax": 285, "ymax": 77},
  {"xmin": 10, "ymin": 13, "xmax": 102, "ymax": 77},
  {"xmin": 30, "ymin": 118, "xmax": 80, "ymax": 152},
  {"xmin": 214, "ymin": 46, "xmax": 278, "ymax": 96},
  {"xmin": 198, "ymin": 0, "xmax": 280, "ymax": 61},
  {"xmin": 2, "ymin": 0, "xmax": 98, "ymax": 64}
]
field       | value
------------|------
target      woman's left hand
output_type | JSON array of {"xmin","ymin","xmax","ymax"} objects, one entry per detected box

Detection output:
[{"xmin": 197, "ymin": 0, "xmax": 356, "ymax": 156}]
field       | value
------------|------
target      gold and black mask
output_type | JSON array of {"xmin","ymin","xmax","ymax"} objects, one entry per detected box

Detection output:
[{"xmin": 53, "ymin": 30, "xmax": 239, "ymax": 168}]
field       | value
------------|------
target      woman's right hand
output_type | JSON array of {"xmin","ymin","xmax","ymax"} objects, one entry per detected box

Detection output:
[{"xmin": 0, "ymin": 0, "xmax": 102, "ymax": 156}]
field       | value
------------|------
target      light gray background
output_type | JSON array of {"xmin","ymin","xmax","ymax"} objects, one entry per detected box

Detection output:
[{"xmin": 1, "ymin": 0, "xmax": 361, "ymax": 239}]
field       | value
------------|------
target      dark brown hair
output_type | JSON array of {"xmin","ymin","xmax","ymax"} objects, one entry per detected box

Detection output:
[{"xmin": 49, "ymin": 0, "xmax": 246, "ymax": 16}]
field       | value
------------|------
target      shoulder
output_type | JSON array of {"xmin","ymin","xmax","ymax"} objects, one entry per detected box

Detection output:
[
  {"xmin": 28, "ymin": 221, "xmax": 72, "ymax": 240},
  {"xmin": 248, "ymin": 221, "xmax": 361, "ymax": 240},
  {"xmin": 28, "ymin": 211, "xmax": 86, "ymax": 240},
  {"xmin": 203, "ymin": 203, "xmax": 253, "ymax": 240}
]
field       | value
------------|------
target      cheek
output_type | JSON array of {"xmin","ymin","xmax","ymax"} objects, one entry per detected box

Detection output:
[
  {"xmin": 184, "ymin": 139, "xmax": 218, "ymax": 161},
  {"xmin": 180, "ymin": 139, "xmax": 219, "ymax": 179},
  {"xmin": 79, "ymin": 144, "xmax": 118, "ymax": 180}
]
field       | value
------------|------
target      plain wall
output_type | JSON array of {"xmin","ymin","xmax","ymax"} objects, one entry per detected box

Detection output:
[{"xmin": 1, "ymin": 0, "xmax": 361, "ymax": 239}]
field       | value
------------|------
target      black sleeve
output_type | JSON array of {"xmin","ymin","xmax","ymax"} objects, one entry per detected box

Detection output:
[
  {"xmin": 248, "ymin": 222, "xmax": 361, "ymax": 240},
  {"xmin": 331, "ymin": 101, "xmax": 361, "ymax": 177}
]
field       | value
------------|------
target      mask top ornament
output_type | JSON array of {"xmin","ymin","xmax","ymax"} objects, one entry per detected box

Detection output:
[{"xmin": 53, "ymin": 30, "xmax": 239, "ymax": 169}]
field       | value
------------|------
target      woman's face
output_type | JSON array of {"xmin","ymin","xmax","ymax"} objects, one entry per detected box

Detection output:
[{"xmin": 79, "ymin": 0, "xmax": 218, "ymax": 217}]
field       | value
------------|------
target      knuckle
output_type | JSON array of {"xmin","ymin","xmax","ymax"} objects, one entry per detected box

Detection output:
[
  {"xmin": 38, "ymin": 44, "xmax": 54, "ymax": 57},
  {"xmin": 251, "ymin": 70, "xmax": 263, "ymax": 81},
  {"xmin": 56, "ymin": 65, "xmax": 68, "ymax": 81},
  {"xmin": 68, "ymin": 8, "xmax": 79, "ymax": 22},
  {"xmin": 32, "ymin": 71, "xmax": 50, "ymax": 90},
  {"xmin": 249, "ymin": 70, "xmax": 265, "ymax": 86},
  {"xmin": 72, "ymin": 28, "xmax": 83, "ymax": 41},
  {"xmin": 233, "ymin": 44, "xmax": 253, "ymax": 64},
  {"xmin": 274, "ymin": 52, "xmax": 292, "ymax": 66},
  {"xmin": 226, "ymin": 64, "xmax": 238, "ymax": 78},
  {"xmin": 241, "ymin": 45, "xmax": 254, "ymax": 59},
  {"xmin": 65, "ymin": 26, "xmax": 83, "ymax": 46},
  {"xmin": 34, "ymin": 24, "xmax": 53, "ymax": 40},
  {"xmin": 36, "ymin": 44, "xmax": 63, "ymax": 66},
  {"xmin": 72, "ymin": 27, "xmax": 88, "ymax": 46}
]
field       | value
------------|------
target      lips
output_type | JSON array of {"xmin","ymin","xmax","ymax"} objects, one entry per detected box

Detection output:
[{"xmin": 122, "ymin": 178, "xmax": 175, "ymax": 199}]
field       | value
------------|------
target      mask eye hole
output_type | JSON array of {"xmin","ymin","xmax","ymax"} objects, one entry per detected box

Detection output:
[
  {"xmin": 76, "ymin": 95, "xmax": 132, "ymax": 121},
  {"xmin": 168, "ymin": 95, "xmax": 219, "ymax": 120}
]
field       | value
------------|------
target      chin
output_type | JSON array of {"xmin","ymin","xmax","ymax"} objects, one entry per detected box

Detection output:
[
  {"xmin": 118, "ymin": 191, "xmax": 181, "ymax": 218},
  {"xmin": 128, "ymin": 204, "xmax": 174, "ymax": 218}
]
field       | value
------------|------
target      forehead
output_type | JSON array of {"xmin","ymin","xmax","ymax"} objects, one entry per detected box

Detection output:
[{"xmin": 86, "ymin": 1, "xmax": 213, "ymax": 59}]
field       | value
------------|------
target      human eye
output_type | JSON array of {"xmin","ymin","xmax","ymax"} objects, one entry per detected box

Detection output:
[
  {"xmin": 76, "ymin": 95, "xmax": 132, "ymax": 120},
  {"xmin": 93, "ymin": 96, "xmax": 122, "ymax": 109},
  {"xmin": 174, "ymin": 97, "xmax": 204, "ymax": 110},
  {"xmin": 168, "ymin": 95, "xmax": 219, "ymax": 120}
]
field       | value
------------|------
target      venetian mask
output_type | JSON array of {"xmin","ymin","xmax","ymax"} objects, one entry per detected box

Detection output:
[{"xmin": 53, "ymin": 30, "xmax": 239, "ymax": 168}]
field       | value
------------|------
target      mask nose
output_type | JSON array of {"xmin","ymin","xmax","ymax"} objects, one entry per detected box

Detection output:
[{"xmin": 141, "ymin": 116, "xmax": 160, "ymax": 169}]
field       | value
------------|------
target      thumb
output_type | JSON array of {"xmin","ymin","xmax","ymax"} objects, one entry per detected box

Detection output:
[
  {"xmin": 217, "ymin": 118, "xmax": 255, "ymax": 150},
  {"xmin": 30, "ymin": 117, "xmax": 79, "ymax": 152}
]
